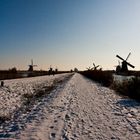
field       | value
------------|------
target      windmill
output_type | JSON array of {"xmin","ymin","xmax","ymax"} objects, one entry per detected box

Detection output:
[
  {"xmin": 28, "ymin": 59, "xmax": 37, "ymax": 71},
  {"xmin": 86, "ymin": 67, "xmax": 93, "ymax": 71},
  {"xmin": 86, "ymin": 63, "xmax": 100, "ymax": 71},
  {"xmin": 116, "ymin": 53, "xmax": 135, "ymax": 73},
  {"xmin": 48, "ymin": 65, "xmax": 53, "ymax": 75},
  {"xmin": 93, "ymin": 63, "xmax": 100, "ymax": 70}
]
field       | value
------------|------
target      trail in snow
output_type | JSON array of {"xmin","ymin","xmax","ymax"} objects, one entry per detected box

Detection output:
[
  {"xmin": 0, "ymin": 73, "xmax": 72, "ymax": 118},
  {"xmin": 16, "ymin": 73, "xmax": 140, "ymax": 140},
  {"xmin": 0, "ymin": 73, "xmax": 73, "ymax": 138}
]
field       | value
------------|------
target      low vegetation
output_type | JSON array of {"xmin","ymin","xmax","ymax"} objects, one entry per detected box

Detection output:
[
  {"xmin": 80, "ymin": 70, "xmax": 113, "ymax": 87},
  {"xmin": 22, "ymin": 85, "xmax": 54, "ymax": 106},
  {"xmin": 80, "ymin": 70, "xmax": 140, "ymax": 102},
  {"xmin": 112, "ymin": 77, "xmax": 140, "ymax": 102},
  {"xmin": 22, "ymin": 73, "xmax": 73, "ymax": 107}
]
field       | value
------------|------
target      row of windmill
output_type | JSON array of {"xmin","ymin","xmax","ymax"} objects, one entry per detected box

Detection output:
[
  {"xmin": 86, "ymin": 63, "xmax": 102, "ymax": 71},
  {"xmin": 29, "ymin": 52, "xmax": 135, "ymax": 75},
  {"xmin": 87, "ymin": 52, "xmax": 135, "ymax": 75},
  {"xmin": 28, "ymin": 59, "xmax": 57, "ymax": 73}
]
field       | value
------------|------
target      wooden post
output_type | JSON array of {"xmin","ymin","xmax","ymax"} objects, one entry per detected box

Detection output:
[{"xmin": 1, "ymin": 81, "xmax": 4, "ymax": 87}]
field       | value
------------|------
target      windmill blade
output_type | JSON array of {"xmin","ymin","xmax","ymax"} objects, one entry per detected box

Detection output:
[
  {"xmin": 118, "ymin": 60, "xmax": 120, "ymax": 65},
  {"xmin": 116, "ymin": 55, "xmax": 125, "ymax": 61},
  {"xmin": 126, "ymin": 52, "xmax": 131, "ymax": 61},
  {"xmin": 126, "ymin": 62, "xmax": 135, "ymax": 68},
  {"xmin": 95, "ymin": 65, "xmax": 100, "ymax": 69},
  {"xmin": 31, "ymin": 59, "xmax": 33, "ymax": 66},
  {"xmin": 86, "ymin": 67, "xmax": 91, "ymax": 70}
]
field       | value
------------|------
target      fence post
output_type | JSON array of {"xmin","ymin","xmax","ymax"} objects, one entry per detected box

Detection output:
[{"xmin": 1, "ymin": 81, "xmax": 4, "ymax": 87}]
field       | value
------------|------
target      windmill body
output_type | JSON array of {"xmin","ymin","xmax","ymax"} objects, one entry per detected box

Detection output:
[
  {"xmin": 28, "ymin": 59, "xmax": 37, "ymax": 72},
  {"xmin": 121, "ymin": 61, "xmax": 128, "ymax": 72},
  {"xmin": 93, "ymin": 63, "xmax": 100, "ymax": 70}
]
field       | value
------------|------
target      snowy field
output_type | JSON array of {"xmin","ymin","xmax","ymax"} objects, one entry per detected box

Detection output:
[
  {"xmin": 0, "ymin": 73, "xmax": 140, "ymax": 140},
  {"xmin": 0, "ymin": 73, "xmax": 73, "ymax": 119}
]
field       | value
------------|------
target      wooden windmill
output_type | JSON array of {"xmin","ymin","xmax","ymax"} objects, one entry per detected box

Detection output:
[
  {"xmin": 116, "ymin": 53, "xmax": 135, "ymax": 73},
  {"xmin": 86, "ymin": 67, "xmax": 93, "ymax": 71},
  {"xmin": 93, "ymin": 63, "xmax": 100, "ymax": 70},
  {"xmin": 86, "ymin": 63, "xmax": 100, "ymax": 71},
  {"xmin": 28, "ymin": 59, "xmax": 37, "ymax": 71}
]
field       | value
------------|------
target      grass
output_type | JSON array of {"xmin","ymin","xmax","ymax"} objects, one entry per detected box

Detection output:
[
  {"xmin": 22, "ymin": 73, "xmax": 74, "ymax": 106},
  {"xmin": 80, "ymin": 70, "xmax": 113, "ymax": 87},
  {"xmin": 80, "ymin": 70, "xmax": 140, "ymax": 102},
  {"xmin": 23, "ymin": 86, "xmax": 54, "ymax": 105},
  {"xmin": 112, "ymin": 77, "xmax": 140, "ymax": 102}
]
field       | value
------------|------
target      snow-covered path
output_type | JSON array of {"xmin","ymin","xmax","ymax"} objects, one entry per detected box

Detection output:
[{"xmin": 17, "ymin": 73, "xmax": 140, "ymax": 140}]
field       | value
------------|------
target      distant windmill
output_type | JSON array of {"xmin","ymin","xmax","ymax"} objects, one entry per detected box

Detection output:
[
  {"xmin": 55, "ymin": 67, "xmax": 58, "ymax": 73},
  {"xmin": 93, "ymin": 63, "xmax": 100, "ymax": 70},
  {"xmin": 86, "ymin": 67, "xmax": 93, "ymax": 71},
  {"xmin": 28, "ymin": 59, "xmax": 37, "ymax": 71},
  {"xmin": 48, "ymin": 65, "xmax": 53, "ymax": 75},
  {"xmin": 116, "ymin": 53, "xmax": 135, "ymax": 73},
  {"xmin": 86, "ymin": 62, "xmax": 100, "ymax": 71}
]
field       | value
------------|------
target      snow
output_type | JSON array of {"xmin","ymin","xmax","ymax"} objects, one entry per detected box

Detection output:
[
  {"xmin": 0, "ymin": 73, "xmax": 140, "ymax": 140},
  {"xmin": 113, "ymin": 74, "xmax": 135, "ymax": 83},
  {"xmin": 0, "ymin": 73, "xmax": 72, "ymax": 119}
]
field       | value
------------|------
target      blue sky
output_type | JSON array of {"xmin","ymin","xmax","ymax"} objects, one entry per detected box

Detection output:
[{"xmin": 0, "ymin": 0, "xmax": 140, "ymax": 70}]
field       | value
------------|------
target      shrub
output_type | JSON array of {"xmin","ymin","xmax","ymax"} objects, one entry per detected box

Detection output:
[
  {"xmin": 112, "ymin": 77, "xmax": 140, "ymax": 101},
  {"xmin": 80, "ymin": 70, "xmax": 140, "ymax": 102},
  {"xmin": 80, "ymin": 70, "xmax": 113, "ymax": 87}
]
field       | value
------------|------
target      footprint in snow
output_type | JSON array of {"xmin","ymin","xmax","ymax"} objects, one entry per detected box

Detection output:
[
  {"xmin": 50, "ymin": 126, "xmax": 54, "ymax": 129},
  {"xmin": 54, "ymin": 120, "xmax": 57, "ymax": 123},
  {"xmin": 65, "ymin": 114, "xmax": 70, "ymax": 121},
  {"xmin": 57, "ymin": 115, "xmax": 61, "ymax": 118},
  {"xmin": 62, "ymin": 133, "xmax": 69, "ymax": 140},
  {"xmin": 50, "ymin": 133, "xmax": 56, "ymax": 138}
]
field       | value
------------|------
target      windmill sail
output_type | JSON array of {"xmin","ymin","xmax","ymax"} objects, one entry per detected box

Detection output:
[
  {"xmin": 126, "ymin": 53, "xmax": 131, "ymax": 61},
  {"xmin": 116, "ymin": 55, "xmax": 124, "ymax": 61},
  {"xmin": 126, "ymin": 62, "xmax": 135, "ymax": 68}
]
